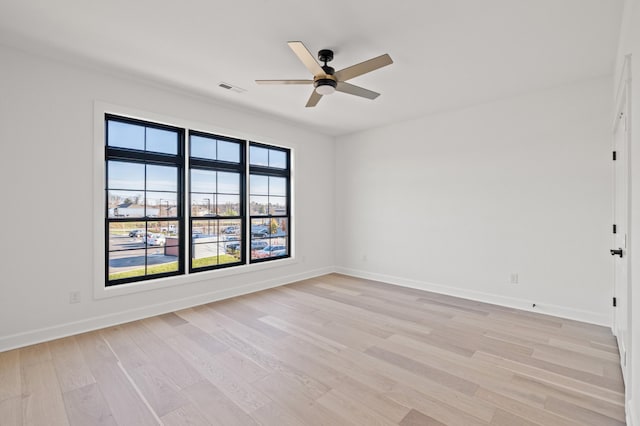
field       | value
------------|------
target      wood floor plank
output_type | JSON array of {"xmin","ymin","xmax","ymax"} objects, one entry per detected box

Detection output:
[
  {"xmin": 89, "ymin": 361, "xmax": 159, "ymax": 425},
  {"xmin": 0, "ymin": 396, "xmax": 22, "ymax": 425},
  {"xmin": 62, "ymin": 383, "xmax": 117, "ymax": 426},
  {"xmin": 122, "ymin": 322, "xmax": 202, "ymax": 389},
  {"xmin": 250, "ymin": 401, "xmax": 306, "ymax": 426},
  {"xmin": 165, "ymin": 332, "xmax": 271, "ymax": 413},
  {"xmin": 75, "ymin": 331, "xmax": 118, "ymax": 370},
  {"xmin": 161, "ymin": 403, "xmax": 210, "ymax": 426},
  {"xmin": 181, "ymin": 380, "xmax": 258, "ymax": 426},
  {"xmin": 127, "ymin": 363, "xmax": 190, "ymax": 417},
  {"xmin": 317, "ymin": 388, "xmax": 397, "ymax": 426},
  {"xmin": 49, "ymin": 337, "xmax": 96, "ymax": 393},
  {"xmin": 475, "ymin": 387, "xmax": 583, "ymax": 426},
  {"xmin": 19, "ymin": 343, "xmax": 51, "ymax": 367},
  {"xmin": 544, "ymin": 396, "xmax": 626, "ymax": 426},
  {"xmin": 472, "ymin": 351, "xmax": 625, "ymax": 405},
  {"xmin": 399, "ymin": 408, "xmax": 448, "ymax": 426},
  {"xmin": 490, "ymin": 408, "xmax": 540, "ymax": 426},
  {"xmin": 252, "ymin": 373, "xmax": 351, "ymax": 426},
  {"xmin": 21, "ymin": 360, "xmax": 69, "ymax": 426},
  {"xmin": 0, "ymin": 349, "xmax": 21, "ymax": 401},
  {"xmin": 364, "ymin": 346, "xmax": 479, "ymax": 396}
]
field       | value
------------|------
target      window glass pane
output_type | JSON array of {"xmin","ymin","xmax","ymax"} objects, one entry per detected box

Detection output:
[
  {"xmin": 253, "ymin": 239, "xmax": 287, "ymax": 260},
  {"xmin": 220, "ymin": 219, "xmax": 241, "ymax": 235},
  {"xmin": 269, "ymin": 149, "xmax": 287, "ymax": 169},
  {"xmin": 250, "ymin": 196, "xmax": 269, "ymax": 215},
  {"xmin": 146, "ymin": 248, "xmax": 179, "ymax": 276},
  {"xmin": 217, "ymin": 194, "xmax": 240, "ymax": 216},
  {"xmin": 108, "ymin": 222, "xmax": 147, "ymax": 250},
  {"xmin": 250, "ymin": 238, "xmax": 269, "ymax": 259},
  {"xmin": 145, "ymin": 192, "xmax": 177, "ymax": 218},
  {"xmin": 193, "ymin": 220, "xmax": 218, "ymax": 238},
  {"xmin": 218, "ymin": 140, "xmax": 240, "ymax": 163},
  {"xmin": 269, "ymin": 177, "xmax": 287, "ymax": 196},
  {"xmin": 192, "ymin": 242, "xmax": 219, "ymax": 267},
  {"xmin": 192, "ymin": 219, "xmax": 231, "ymax": 269},
  {"xmin": 250, "ymin": 146, "xmax": 269, "ymax": 166},
  {"xmin": 146, "ymin": 220, "xmax": 179, "ymax": 238},
  {"xmin": 146, "ymin": 127, "xmax": 177, "ymax": 154},
  {"xmin": 109, "ymin": 249, "xmax": 146, "ymax": 281},
  {"xmin": 191, "ymin": 194, "xmax": 215, "ymax": 217},
  {"xmin": 251, "ymin": 218, "xmax": 270, "ymax": 237},
  {"xmin": 218, "ymin": 172, "xmax": 240, "ymax": 194},
  {"xmin": 108, "ymin": 190, "xmax": 145, "ymax": 218},
  {"xmin": 191, "ymin": 169, "xmax": 216, "ymax": 193},
  {"xmin": 190, "ymin": 135, "xmax": 216, "ymax": 160},
  {"xmin": 108, "ymin": 120, "xmax": 144, "ymax": 150},
  {"xmin": 147, "ymin": 165, "xmax": 177, "ymax": 192},
  {"xmin": 108, "ymin": 161, "xmax": 144, "ymax": 190},
  {"xmin": 269, "ymin": 196, "xmax": 287, "ymax": 215},
  {"xmin": 250, "ymin": 174, "xmax": 268, "ymax": 195},
  {"xmin": 270, "ymin": 217, "xmax": 288, "ymax": 237}
]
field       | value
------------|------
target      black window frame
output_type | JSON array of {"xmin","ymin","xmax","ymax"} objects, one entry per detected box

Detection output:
[
  {"xmin": 249, "ymin": 141, "xmax": 292, "ymax": 264},
  {"xmin": 188, "ymin": 130, "xmax": 246, "ymax": 273},
  {"xmin": 105, "ymin": 114, "xmax": 186, "ymax": 286}
]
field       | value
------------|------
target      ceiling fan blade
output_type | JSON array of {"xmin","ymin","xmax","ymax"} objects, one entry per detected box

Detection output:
[
  {"xmin": 255, "ymin": 80, "xmax": 313, "ymax": 85},
  {"xmin": 305, "ymin": 90, "xmax": 323, "ymax": 107},
  {"xmin": 334, "ymin": 54, "xmax": 393, "ymax": 82},
  {"xmin": 288, "ymin": 41, "xmax": 324, "ymax": 76},
  {"xmin": 336, "ymin": 82, "xmax": 380, "ymax": 100}
]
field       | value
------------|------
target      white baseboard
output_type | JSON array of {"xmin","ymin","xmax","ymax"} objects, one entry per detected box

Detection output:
[
  {"xmin": 334, "ymin": 267, "xmax": 610, "ymax": 326},
  {"xmin": 0, "ymin": 266, "xmax": 333, "ymax": 352}
]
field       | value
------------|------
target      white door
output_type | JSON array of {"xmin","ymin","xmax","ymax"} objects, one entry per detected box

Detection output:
[{"xmin": 612, "ymin": 93, "xmax": 630, "ymax": 383}]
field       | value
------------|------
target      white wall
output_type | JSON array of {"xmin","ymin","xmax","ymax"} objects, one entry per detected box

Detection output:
[
  {"xmin": 0, "ymin": 44, "xmax": 335, "ymax": 351},
  {"xmin": 616, "ymin": 1, "xmax": 640, "ymax": 424},
  {"xmin": 335, "ymin": 77, "xmax": 613, "ymax": 325}
]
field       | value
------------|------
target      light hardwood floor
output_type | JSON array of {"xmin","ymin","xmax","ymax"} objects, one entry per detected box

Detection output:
[{"xmin": 0, "ymin": 274, "xmax": 626, "ymax": 425}]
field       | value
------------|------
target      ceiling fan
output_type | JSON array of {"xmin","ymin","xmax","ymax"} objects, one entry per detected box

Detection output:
[{"xmin": 256, "ymin": 41, "xmax": 393, "ymax": 107}]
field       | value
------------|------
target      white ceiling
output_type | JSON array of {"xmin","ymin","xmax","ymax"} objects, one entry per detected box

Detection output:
[{"xmin": 0, "ymin": 0, "xmax": 624, "ymax": 136}]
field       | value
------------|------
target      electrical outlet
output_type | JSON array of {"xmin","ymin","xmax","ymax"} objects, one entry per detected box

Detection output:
[
  {"xmin": 510, "ymin": 273, "xmax": 519, "ymax": 284},
  {"xmin": 69, "ymin": 291, "xmax": 81, "ymax": 304}
]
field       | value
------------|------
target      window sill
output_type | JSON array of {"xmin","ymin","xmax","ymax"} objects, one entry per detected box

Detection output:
[{"xmin": 94, "ymin": 257, "xmax": 297, "ymax": 300}]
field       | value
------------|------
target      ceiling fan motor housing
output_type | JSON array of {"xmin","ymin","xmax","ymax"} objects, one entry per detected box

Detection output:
[{"xmin": 314, "ymin": 77, "xmax": 337, "ymax": 91}]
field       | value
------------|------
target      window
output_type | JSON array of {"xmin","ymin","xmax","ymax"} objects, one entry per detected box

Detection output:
[
  {"xmin": 104, "ymin": 114, "xmax": 291, "ymax": 287},
  {"xmin": 105, "ymin": 115, "xmax": 184, "ymax": 285},
  {"xmin": 189, "ymin": 132, "xmax": 245, "ymax": 271},
  {"xmin": 249, "ymin": 143, "xmax": 291, "ymax": 262}
]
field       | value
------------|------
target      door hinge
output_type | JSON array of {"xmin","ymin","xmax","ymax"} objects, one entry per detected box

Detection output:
[
  {"xmin": 613, "ymin": 224, "xmax": 617, "ymax": 234},
  {"xmin": 613, "ymin": 151, "xmax": 617, "ymax": 161},
  {"xmin": 613, "ymin": 297, "xmax": 617, "ymax": 307}
]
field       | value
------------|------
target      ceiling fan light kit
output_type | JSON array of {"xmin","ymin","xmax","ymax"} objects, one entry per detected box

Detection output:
[{"xmin": 256, "ymin": 41, "xmax": 393, "ymax": 107}]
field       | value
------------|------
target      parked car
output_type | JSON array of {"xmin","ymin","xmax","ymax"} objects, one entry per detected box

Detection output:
[
  {"xmin": 251, "ymin": 240, "xmax": 269, "ymax": 250},
  {"xmin": 226, "ymin": 242, "xmax": 241, "ymax": 251},
  {"xmin": 257, "ymin": 245, "xmax": 286, "ymax": 257},
  {"xmin": 129, "ymin": 229, "xmax": 145, "ymax": 238},
  {"xmin": 145, "ymin": 233, "xmax": 166, "ymax": 246},
  {"xmin": 222, "ymin": 226, "xmax": 239, "ymax": 234}
]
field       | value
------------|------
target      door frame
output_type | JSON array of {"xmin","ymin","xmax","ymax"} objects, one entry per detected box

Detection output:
[{"xmin": 612, "ymin": 54, "xmax": 632, "ymax": 393}]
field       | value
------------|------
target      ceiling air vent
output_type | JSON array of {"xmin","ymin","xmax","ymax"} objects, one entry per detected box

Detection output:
[{"xmin": 218, "ymin": 82, "xmax": 246, "ymax": 93}]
